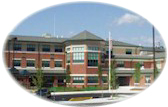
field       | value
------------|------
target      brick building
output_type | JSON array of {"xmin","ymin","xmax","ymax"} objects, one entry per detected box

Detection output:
[{"xmin": 4, "ymin": 30, "xmax": 166, "ymax": 88}]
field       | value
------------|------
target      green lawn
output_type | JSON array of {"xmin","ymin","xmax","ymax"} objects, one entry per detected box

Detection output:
[{"xmin": 48, "ymin": 86, "xmax": 108, "ymax": 92}]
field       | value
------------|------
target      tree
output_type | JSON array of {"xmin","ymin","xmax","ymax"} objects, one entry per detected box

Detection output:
[
  {"xmin": 66, "ymin": 65, "xmax": 71, "ymax": 87},
  {"xmin": 134, "ymin": 62, "xmax": 141, "ymax": 83},
  {"xmin": 32, "ymin": 68, "xmax": 44, "ymax": 90},
  {"xmin": 98, "ymin": 64, "xmax": 102, "ymax": 87},
  {"xmin": 110, "ymin": 60, "xmax": 118, "ymax": 89},
  {"xmin": 154, "ymin": 63, "xmax": 159, "ymax": 80}
]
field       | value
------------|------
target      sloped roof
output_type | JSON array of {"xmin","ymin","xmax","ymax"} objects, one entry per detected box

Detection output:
[
  {"xmin": 8, "ymin": 35, "xmax": 67, "ymax": 43},
  {"xmin": 68, "ymin": 30, "xmax": 104, "ymax": 41},
  {"xmin": 106, "ymin": 40, "xmax": 139, "ymax": 47}
]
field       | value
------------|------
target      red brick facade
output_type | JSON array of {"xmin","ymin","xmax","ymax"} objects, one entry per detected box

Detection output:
[{"xmin": 5, "ymin": 31, "xmax": 165, "ymax": 88}]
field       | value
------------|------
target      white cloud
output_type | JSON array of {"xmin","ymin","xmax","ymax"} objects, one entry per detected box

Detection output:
[{"xmin": 115, "ymin": 13, "xmax": 143, "ymax": 25}]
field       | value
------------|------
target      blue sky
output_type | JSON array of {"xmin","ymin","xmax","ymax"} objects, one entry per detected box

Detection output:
[{"xmin": 11, "ymin": 2, "xmax": 164, "ymax": 47}]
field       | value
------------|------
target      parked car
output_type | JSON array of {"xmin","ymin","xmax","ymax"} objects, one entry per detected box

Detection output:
[{"xmin": 35, "ymin": 88, "xmax": 51, "ymax": 98}]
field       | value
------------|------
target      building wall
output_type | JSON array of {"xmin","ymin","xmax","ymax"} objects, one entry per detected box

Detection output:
[
  {"xmin": 111, "ymin": 46, "xmax": 141, "ymax": 55},
  {"xmin": 4, "ymin": 39, "xmax": 165, "ymax": 88}
]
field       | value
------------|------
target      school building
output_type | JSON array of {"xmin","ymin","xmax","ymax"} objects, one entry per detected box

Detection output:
[{"xmin": 4, "ymin": 30, "xmax": 165, "ymax": 88}]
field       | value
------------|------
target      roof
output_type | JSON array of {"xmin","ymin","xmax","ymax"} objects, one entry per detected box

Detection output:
[
  {"xmin": 68, "ymin": 30, "xmax": 104, "ymax": 41},
  {"xmin": 140, "ymin": 47, "xmax": 165, "ymax": 52},
  {"xmin": 8, "ymin": 35, "xmax": 67, "ymax": 43},
  {"xmin": 106, "ymin": 40, "xmax": 139, "ymax": 47}
]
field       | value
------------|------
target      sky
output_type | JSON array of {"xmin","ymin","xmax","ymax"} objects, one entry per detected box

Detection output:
[{"xmin": 11, "ymin": 2, "xmax": 164, "ymax": 47}]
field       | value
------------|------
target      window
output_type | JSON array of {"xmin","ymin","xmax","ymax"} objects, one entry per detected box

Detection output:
[
  {"xmin": 88, "ymin": 60, "xmax": 98, "ymax": 66},
  {"xmin": 55, "ymin": 61, "xmax": 62, "ymax": 67},
  {"xmin": 88, "ymin": 47, "xmax": 99, "ymax": 51},
  {"xmin": 73, "ymin": 76, "xmax": 84, "ymax": 83},
  {"xmin": 27, "ymin": 60, "xmax": 35, "ymax": 67},
  {"xmin": 101, "ymin": 53, "xmax": 105, "ymax": 63},
  {"xmin": 43, "ymin": 76, "xmax": 54, "ymax": 87},
  {"xmin": 102, "ymin": 77, "xmax": 107, "ymax": 83},
  {"xmin": 106, "ymin": 51, "xmax": 113, "ymax": 58},
  {"xmin": 27, "ymin": 44, "xmax": 35, "ymax": 51},
  {"xmin": 72, "ymin": 47, "xmax": 84, "ymax": 51},
  {"xmin": 42, "ymin": 61, "xmax": 50, "ymax": 67},
  {"xmin": 88, "ymin": 76, "xmax": 98, "ymax": 83},
  {"xmin": 73, "ymin": 52, "xmax": 84, "ymax": 63},
  {"xmin": 55, "ymin": 46, "xmax": 63, "ymax": 52},
  {"xmin": 13, "ymin": 60, "xmax": 21, "ymax": 67},
  {"xmin": 14, "ymin": 44, "xmax": 21, "ymax": 51},
  {"xmin": 140, "ymin": 61, "xmax": 144, "ymax": 67},
  {"xmin": 66, "ymin": 53, "xmax": 70, "ymax": 63},
  {"xmin": 88, "ymin": 53, "xmax": 98, "ymax": 60},
  {"xmin": 42, "ymin": 45, "xmax": 50, "ymax": 52},
  {"xmin": 117, "ymin": 61, "xmax": 124, "ymax": 67},
  {"xmin": 145, "ymin": 76, "xmax": 151, "ymax": 83},
  {"xmin": 126, "ymin": 49, "xmax": 132, "ymax": 55},
  {"xmin": 156, "ymin": 61, "xmax": 161, "ymax": 69},
  {"xmin": 88, "ymin": 53, "xmax": 98, "ymax": 66},
  {"xmin": 66, "ymin": 48, "xmax": 70, "ymax": 51}
]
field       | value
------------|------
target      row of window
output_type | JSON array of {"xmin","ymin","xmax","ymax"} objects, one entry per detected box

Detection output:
[
  {"xmin": 88, "ymin": 53, "xmax": 98, "ymax": 60},
  {"xmin": 72, "ymin": 76, "xmax": 151, "ymax": 84},
  {"xmin": 72, "ymin": 47, "xmax": 84, "ymax": 51},
  {"xmin": 13, "ymin": 60, "xmax": 62, "ymax": 67},
  {"xmin": 13, "ymin": 44, "xmax": 133, "ymax": 55},
  {"xmin": 72, "ymin": 76, "xmax": 107, "ymax": 83},
  {"xmin": 13, "ymin": 44, "xmax": 63, "ymax": 52},
  {"xmin": 72, "ymin": 76, "xmax": 85, "ymax": 83},
  {"xmin": 66, "ymin": 52, "xmax": 144, "ymax": 67},
  {"xmin": 73, "ymin": 52, "xmax": 84, "ymax": 63},
  {"xmin": 88, "ymin": 47, "xmax": 99, "ymax": 51},
  {"xmin": 116, "ymin": 61, "xmax": 144, "ymax": 67},
  {"xmin": 66, "ymin": 47, "xmax": 99, "ymax": 52},
  {"xmin": 66, "ymin": 52, "xmax": 99, "ymax": 66},
  {"xmin": 105, "ymin": 49, "xmax": 132, "ymax": 56}
]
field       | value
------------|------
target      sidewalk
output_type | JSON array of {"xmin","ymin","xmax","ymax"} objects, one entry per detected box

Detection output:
[
  {"xmin": 51, "ymin": 86, "xmax": 146, "ymax": 95},
  {"xmin": 56, "ymin": 92, "xmax": 136, "ymax": 106}
]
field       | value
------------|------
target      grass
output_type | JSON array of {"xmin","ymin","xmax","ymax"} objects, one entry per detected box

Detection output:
[
  {"xmin": 48, "ymin": 86, "xmax": 108, "ymax": 92},
  {"xmin": 49, "ymin": 87, "xmax": 78, "ymax": 92}
]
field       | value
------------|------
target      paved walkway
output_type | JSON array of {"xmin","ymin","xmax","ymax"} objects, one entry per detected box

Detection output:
[
  {"xmin": 51, "ymin": 86, "xmax": 146, "ymax": 95},
  {"xmin": 55, "ymin": 92, "xmax": 137, "ymax": 106}
]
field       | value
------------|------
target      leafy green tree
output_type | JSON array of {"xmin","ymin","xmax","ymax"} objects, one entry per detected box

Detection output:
[
  {"xmin": 32, "ymin": 68, "xmax": 44, "ymax": 90},
  {"xmin": 98, "ymin": 64, "xmax": 102, "ymax": 87},
  {"xmin": 66, "ymin": 65, "xmax": 71, "ymax": 87},
  {"xmin": 134, "ymin": 62, "xmax": 141, "ymax": 83},
  {"xmin": 154, "ymin": 63, "xmax": 159, "ymax": 80},
  {"xmin": 110, "ymin": 60, "xmax": 118, "ymax": 89}
]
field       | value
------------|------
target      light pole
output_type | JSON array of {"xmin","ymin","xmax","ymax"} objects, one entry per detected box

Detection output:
[{"xmin": 108, "ymin": 32, "xmax": 112, "ymax": 91}]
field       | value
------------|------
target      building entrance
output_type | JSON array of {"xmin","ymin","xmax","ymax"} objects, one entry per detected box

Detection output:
[{"xmin": 118, "ymin": 76, "xmax": 130, "ymax": 86}]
